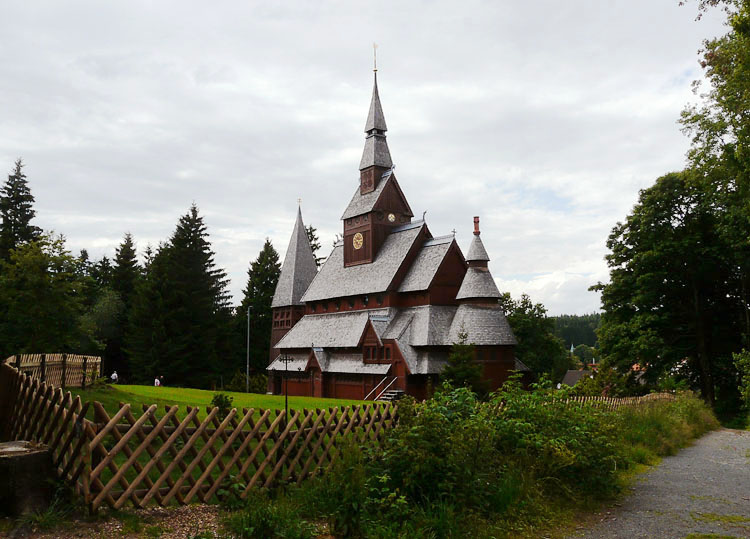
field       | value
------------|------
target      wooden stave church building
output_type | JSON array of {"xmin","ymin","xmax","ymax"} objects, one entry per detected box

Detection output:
[{"xmin": 266, "ymin": 74, "xmax": 523, "ymax": 400}]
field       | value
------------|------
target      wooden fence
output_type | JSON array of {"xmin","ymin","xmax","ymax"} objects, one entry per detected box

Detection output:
[
  {"xmin": 0, "ymin": 364, "xmax": 398, "ymax": 511},
  {"xmin": 3, "ymin": 354, "xmax": 101, "ymax": 389},
  {"xmin": 0, "ymin": 363, "xmax": 674, "ymax": 512}
]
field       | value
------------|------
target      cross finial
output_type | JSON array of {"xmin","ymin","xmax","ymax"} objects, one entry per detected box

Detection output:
[
  {"xmin": 451, "ymin": 228, "xmax": 457, "ymax": 236},
  {"xmin": 297, "ymin": 197, "xmax": 302, "ymax": 206},
  {"xmin": 373, "ymin": 43, "xmax": 378, "ymax": 72}
]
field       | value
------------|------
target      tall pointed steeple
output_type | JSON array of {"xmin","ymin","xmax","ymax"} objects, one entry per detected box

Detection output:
[
  {"xmin": 359, "ymin": 72, "xmax": 393, "ymax": 191},
  {"xmin": 271, "ymin": 205, "xmax": 318, "ymax": 308}
]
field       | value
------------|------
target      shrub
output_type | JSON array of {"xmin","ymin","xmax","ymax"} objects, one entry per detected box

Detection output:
[
  {"xmin": 222, "ymin": 489, "xmax": 315, "ymax": 539},
  {"xmin": 210, "ymin": 393, "xmax": 233, "ymax": 419},
  {"xmin": 226, "ymin": 371, "xmax": 268, "ymax": 394},
  {"xmin": 733, "ymin": 349, "xmax": 750, "ymax": 412}
]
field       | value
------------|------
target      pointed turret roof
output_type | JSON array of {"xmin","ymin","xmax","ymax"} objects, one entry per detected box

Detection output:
[
  {"xmin": 359, "ymin": 73, "xmax": 393, "ymax": 170},
  {"xmin": 365, "ymin": 73, "xmax": 388, "ymax": 133},
  {"xmin": 466, "ymin": 235, "xmax": 490, "ymax": 262},
  {"xmin": 456, "ymin": 217, "xmax": 501, "ymax": 301},
  {"xmin": 271, "ymin": 206, "xmax": 318, "ymax": 308}
]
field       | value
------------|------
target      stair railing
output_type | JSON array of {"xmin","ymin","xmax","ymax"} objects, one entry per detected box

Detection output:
[
  {"xmin": 375, "ymin": 377, "xmax": 398, "ymax": 401},
  {"xmin": 364, "ymin": 374, "xmax": 391, "ymax": 401}
]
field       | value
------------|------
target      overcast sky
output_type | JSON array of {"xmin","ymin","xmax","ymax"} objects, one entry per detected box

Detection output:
[{"xmin": 0, "ymin": 1, "xmax": 726, "ymax": 315}]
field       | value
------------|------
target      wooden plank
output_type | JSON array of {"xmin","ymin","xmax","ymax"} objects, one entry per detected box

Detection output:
[
  {"xmin": 161, "ymin": 408, "xmax": 235, "ymax": 506},
  {"xmin": 106, "ymin": 405, "xmax": 180, "ymax": 509},
  {"xmin": 191, "ymin": 407, "xmax": 258, "ymax": 502},
  {"xmin": 239, "ymin": 410, "xmax": 288, "ymax": 496},
  {"xmin": 137, "ymin": 406, "xmax": 200, "ymax": 507}
]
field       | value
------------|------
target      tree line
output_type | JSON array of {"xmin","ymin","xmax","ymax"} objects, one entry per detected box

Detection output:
[
  {"xmin": 593, "ymin": 0, "xmax": 750, "ymax": 413},
  {"xmin": 0, "ymin": 160, "xmax": 312, "ymax": 388}
]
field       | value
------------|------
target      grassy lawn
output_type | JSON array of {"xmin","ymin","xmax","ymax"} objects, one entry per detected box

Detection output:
[{"xmin": 71, "ymin": 384, "xmax": 366, "ymax": 421}]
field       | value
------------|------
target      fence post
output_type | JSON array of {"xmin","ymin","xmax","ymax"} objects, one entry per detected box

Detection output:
[
  {"xmin": 40, "ymin": 354, "xmax": 46, "ymax": 383},
  {"xmin": 61, "ymin": 354, "xmax": 67, "ymax": 390},
  {"xmin": 82, "ymin": 357, "xmax": 87, "ymax": 390}
]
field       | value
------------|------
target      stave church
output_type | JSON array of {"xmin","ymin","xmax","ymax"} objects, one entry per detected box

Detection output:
[{"xmin": 266, "ymin": 72, "xmax": 524, "ymax": 401}]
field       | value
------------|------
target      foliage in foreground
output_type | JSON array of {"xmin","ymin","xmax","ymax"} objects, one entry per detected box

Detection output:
[{"xmin": 221, "ymin": 383, "xmax": 718, "ymax": 538}]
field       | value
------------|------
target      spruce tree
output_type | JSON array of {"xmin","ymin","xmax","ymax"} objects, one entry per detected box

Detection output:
[
  {"xmin": 0, "ymin": 159, "xmax": 41, "ymax": 260},
  {"xmin": 126, "ymin": 205, "xmax": 232, "ymax": 388},
  {"xmin": 108, "ymin": 233, "xmax": 141, "ymax": 378},
  {"xmin": 442, "ymin": 327, "xmax": 485, "ymax": 395},
  {"xmin": 113, "ymin": 233, "xmax": 140, "ymax": 309},
  {"xmin": 126, "ymin": 244, "xmax": 171, "ymax": 383},
  {"xmin": 306, "ymin": 224, "xmax": 323, "ymax": 267},
  {"xmin": 237, "ymin": 239, "xmax": 280, "ymax": 372}
]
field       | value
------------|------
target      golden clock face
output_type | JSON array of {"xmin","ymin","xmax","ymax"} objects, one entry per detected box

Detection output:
[
  {"xmin": 388, "ymin": 213, "xmax": 396, "ymax": 222},
  {"xmin": 353, "ymin": 232, "xmax": 364, "ymax": 250}
]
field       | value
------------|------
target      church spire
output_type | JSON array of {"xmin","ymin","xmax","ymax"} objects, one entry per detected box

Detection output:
[
  {"xmin": 271, "ymin": 205, "xmax": 318, "ymax": 308},
  {"xmin": 359, "ymin": 72, "xmax": 393, "ymax": 173}
]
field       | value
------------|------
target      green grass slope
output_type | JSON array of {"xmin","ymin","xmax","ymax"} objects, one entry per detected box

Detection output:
[{"xmin": 72, "ymin": 384, "xmax": 365, "ymax": 420}]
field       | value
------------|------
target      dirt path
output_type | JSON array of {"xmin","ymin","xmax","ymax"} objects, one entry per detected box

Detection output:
[{"xmin": 569, "ymin": 428, "xmax": 750, "ymax": 539}]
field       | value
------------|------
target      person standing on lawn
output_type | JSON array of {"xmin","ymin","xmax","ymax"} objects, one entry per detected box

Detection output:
[
  {"xmin": 154, "ymin": 377, "xmax": 160, "ymax": 387},
  {"xmin": 111, "ymin": 371, "xmax": 118, "ymax": 384}
]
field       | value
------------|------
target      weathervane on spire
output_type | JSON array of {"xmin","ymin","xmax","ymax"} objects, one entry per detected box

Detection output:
[{"xmin": 373, "ymin": 42, "xmax": 378, "ymax": 72}]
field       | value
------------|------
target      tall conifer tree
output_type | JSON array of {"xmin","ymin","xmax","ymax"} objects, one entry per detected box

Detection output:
[
  {"xmin": 126, "ymin": 206, "xmax": 232, "ymax": 387},
  {"xmin": 237, "ymin": 239, "xmax": 280, "ymax": 372},
  {"xmin": 0, "ymin": 159, "xmax": 41, "ymax": 260},
  {"xmin": 107, "ymin": 233, "xmax": 141, "ymax": 378}
]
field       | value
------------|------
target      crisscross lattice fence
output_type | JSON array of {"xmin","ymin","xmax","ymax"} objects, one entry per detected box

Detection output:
[
  {"xmin": 0, "ymin": 364, "xmax": 397, "ymax": 511},
  {"xmin": 0, "ymin": 362, "xmax": 674, "ymax": 512}
]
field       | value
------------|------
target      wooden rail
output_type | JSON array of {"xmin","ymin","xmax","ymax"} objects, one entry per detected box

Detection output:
[
  {"xmin": 3, "ymin": 354, "xmax": 101, "ymax": 389},
  {"xmin": 0, "ymin": 362, "xmax": 674, "ymax": 512}
]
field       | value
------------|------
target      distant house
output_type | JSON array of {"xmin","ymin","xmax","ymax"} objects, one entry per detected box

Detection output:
[
  {"xmin": 266, "ymin": 73, "xmax": 520, "ymax": 400},
  {"xmin": 561, "ymin": 369, "xmax": 593, "ymax": 387}
]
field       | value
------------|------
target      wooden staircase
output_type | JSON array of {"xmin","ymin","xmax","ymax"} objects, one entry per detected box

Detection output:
[{"xmin": 377, "ymin": 389, "xmax": 405, "ymax": 402}]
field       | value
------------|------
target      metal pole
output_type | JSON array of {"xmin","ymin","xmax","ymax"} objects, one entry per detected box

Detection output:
[
  {"xmin": 246, "ymin": 306, "xmax": 251, "ymax": 393},
  {"xmin": 284, "ymin": 354, "xmax": 289, "ymax": 421}
]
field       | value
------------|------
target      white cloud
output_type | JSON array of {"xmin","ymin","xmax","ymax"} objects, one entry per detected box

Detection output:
[{"xmin": 0, "ymin": 0, "xmax": 728, "ymax": 314}]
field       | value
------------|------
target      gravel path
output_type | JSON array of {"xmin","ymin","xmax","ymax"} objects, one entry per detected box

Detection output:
[{"xmin": 569, "ymin": 428, "xmax": 750, "ymax": 539}]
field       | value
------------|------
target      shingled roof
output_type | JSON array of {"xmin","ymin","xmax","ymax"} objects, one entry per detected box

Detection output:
[
  {"xmin": 456, "ymin": 267, "xmax": 501, "ymax": 300},
  {"xmin": 466, "ymin": 234, "xmax": 490, "ymax": 262},
  {"xmin": 301, "ymin": 222, "xmax": 425, "ymax": 302},
  {"xmin": 360, "ymin": 73, "xmax": 393, "ymax": 170},
  {"xmin": 271, "ymin": 207, "xmax": 318, "ymax": 308},
  {"xmin": 398, "ymin": 236, "xmax": 455, "ymax": 292},
  {"xmin": 447, "ymin": 304, "xmax": 517, "ymax": 346},
  {"xmin": 276, "ymin": 309, "xmax": 388, "ymax": 349},
  {"xmin": 383, "ymin": 305, "xmax": 457, "ymax": 346},
  {"xmin": 365, "ymin": 73, "xmax": 387, "ymax": 133}
]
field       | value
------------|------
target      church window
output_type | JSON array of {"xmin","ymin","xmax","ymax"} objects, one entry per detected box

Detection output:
[
  {"xmin": 348, "ymin": 298, "xmax": 355, "ymax": 308},
  {"xmin": 363, "ymin": 295, "xmax": 369, "ymax": 306},
  {"xmin": 385, "ymin": 347, "xmax": 391, "ymax": 360},
  {"xmin": 376, "ymin": 294, "xmax": 384, "ymax": 305}
]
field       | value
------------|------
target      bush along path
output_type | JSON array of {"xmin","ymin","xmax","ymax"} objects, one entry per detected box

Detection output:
[{"xmin": 568, "ymin": 428, "xmax": 750, "ymax": 539}]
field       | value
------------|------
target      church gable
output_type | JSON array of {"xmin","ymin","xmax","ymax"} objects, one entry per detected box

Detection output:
[{"xmin": 372, "ymin": 173, "xmax": 413, "ymax": 219}]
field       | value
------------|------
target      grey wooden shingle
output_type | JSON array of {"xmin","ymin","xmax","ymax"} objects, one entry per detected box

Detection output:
[
  {"xmin": 365, "ymin": 73, "xmax": 388, "ymax": 133},
  {"xmin": 301, "ymin": 223, "xmax": 424, "ymax": 302},
  {"xmin": 456, "ymin": 267, "xmax": 501, "ymax": 300},
  {"xmin": 466, "ymin": 235, "xmax": 490, "ymax": 262},
  {"xmin": 398, "ymin": 236, "xmax": 454, "ymax": 292},
  {"xmin": 341, "ymin": 171, "xmax": 391, "ymax": 220},
  {"xmin": 271, "ymin": 207, "xmax": 319, "ymax": 308},
  {"xmin": 267, "ymin": 353, "xmax": 309, "ymax": 372},
  {"xmin": 277, "ymin": 311, "xmax": 365, "ymax": 349},
  {"xmin": 447, "ymin": 304, "xmax": 517, "ymax": 346}
]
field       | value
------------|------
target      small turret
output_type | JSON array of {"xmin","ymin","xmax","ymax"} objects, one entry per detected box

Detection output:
[{"xmin": 456, "ymin": 216, "xmax": 501, "ymax": 302}]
